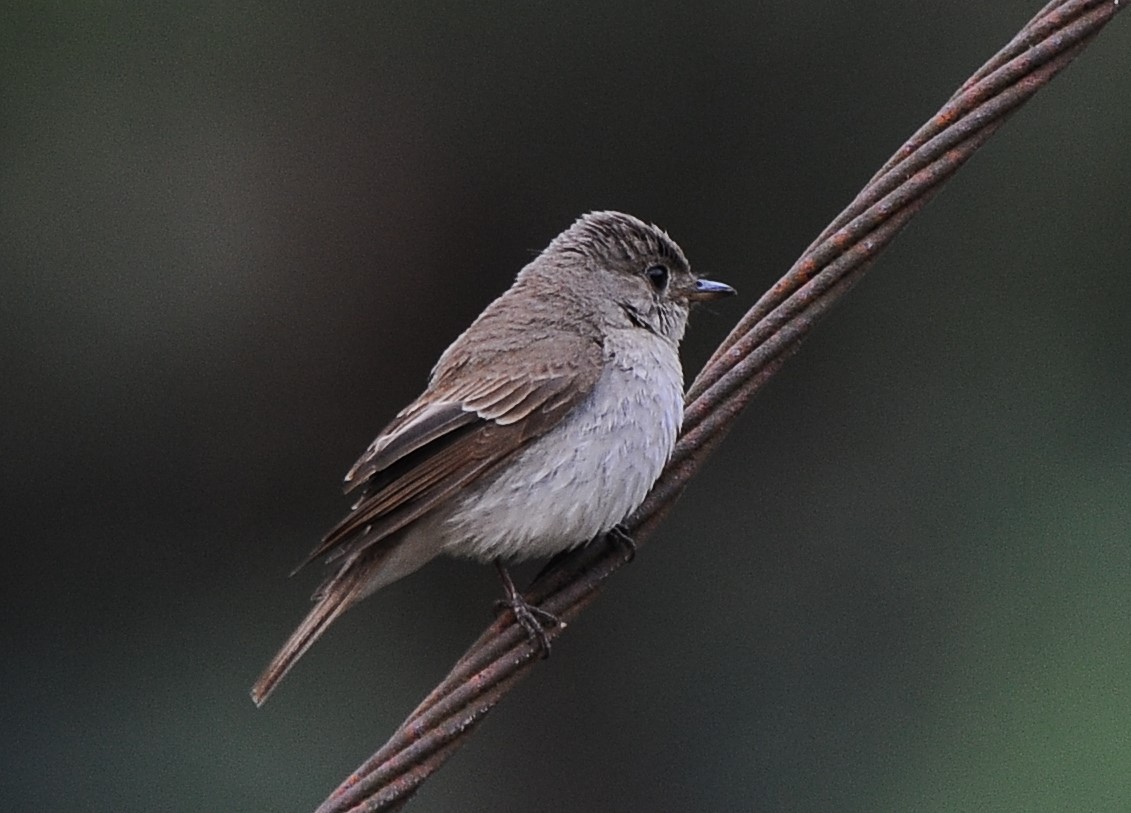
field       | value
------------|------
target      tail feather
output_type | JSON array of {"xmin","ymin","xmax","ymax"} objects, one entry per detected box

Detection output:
[
  {"xmin": 250, "ymin": 571, "xmax": 360, "ymax": 707},
  {"xmin": 252, "ymin": 517, "xmax": 445, "ymax": 706}
]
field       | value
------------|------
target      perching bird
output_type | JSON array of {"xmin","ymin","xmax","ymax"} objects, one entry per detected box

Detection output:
[{"xmin": 251, "ymin": 211, "xmax": 734, "ymax": 705}]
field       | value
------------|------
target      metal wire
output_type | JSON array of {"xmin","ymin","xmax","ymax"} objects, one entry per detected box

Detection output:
[{"xmin": 312, "ymin": 2, "xmax": 1124, "ymax": 810}]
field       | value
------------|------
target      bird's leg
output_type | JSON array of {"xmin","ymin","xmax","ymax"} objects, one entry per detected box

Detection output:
[
  {"xmin": 606, "ymin": 523, "xmax": 636, "ymax": 562},
  {"xmin": 494, "ymin": 559, "xmax": 559, "ymax": 658}
]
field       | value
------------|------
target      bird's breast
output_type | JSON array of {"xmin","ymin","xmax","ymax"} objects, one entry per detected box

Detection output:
[{"xmin": 444, "ymin": 331, "xmax": 684, "ymax": 561}]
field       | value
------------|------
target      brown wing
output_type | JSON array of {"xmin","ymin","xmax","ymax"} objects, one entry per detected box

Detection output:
[{"xmin": 297, "ymin": 335, "xmax": 604, "ymax": 569}]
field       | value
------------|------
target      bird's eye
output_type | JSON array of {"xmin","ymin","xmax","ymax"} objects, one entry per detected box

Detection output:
[{"xmin": 644, "ymin": 264, "xmax": 669, "ymax": 291}]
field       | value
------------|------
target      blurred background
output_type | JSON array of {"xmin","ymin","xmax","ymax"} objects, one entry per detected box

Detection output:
[{"xmin": 3, "ymin": 2, "xmax": 1130, "ymax": 811}]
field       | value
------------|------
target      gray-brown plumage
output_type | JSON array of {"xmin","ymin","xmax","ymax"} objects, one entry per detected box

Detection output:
[{"xmin": 251, "ymin": 211, "xmax": 734, "ymax": 705}]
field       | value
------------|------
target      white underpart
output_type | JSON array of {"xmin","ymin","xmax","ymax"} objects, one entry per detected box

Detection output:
[{"xmin": 444, "ymin": 328, "xmax": 684, "ymax": 562}]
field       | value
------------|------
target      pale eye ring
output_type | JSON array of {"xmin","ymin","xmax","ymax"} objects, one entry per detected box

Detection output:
[{"xmin": 645, "ymin": 264, "xmax": 669, "ymax": 291}]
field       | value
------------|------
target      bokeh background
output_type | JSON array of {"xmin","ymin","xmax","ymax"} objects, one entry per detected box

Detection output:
[{"xmin": 4, "ymin": 3, "xmax": 1130, "ymax": 811}]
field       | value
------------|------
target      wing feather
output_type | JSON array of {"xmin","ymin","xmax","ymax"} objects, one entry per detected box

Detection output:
[
  {"xmin": 343, "ymin": 401, "xmax": 477, "ymax": 491},
  {"xmin": 298, "ymin": 334, "xmax": 604, "ymax": 569}
]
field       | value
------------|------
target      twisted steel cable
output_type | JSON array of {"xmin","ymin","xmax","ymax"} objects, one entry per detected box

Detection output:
[{"xmin": 312, "ymin": 2, "xmax": 1125, "ymax": 810}]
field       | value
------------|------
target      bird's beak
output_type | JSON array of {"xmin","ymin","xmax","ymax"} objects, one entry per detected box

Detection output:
[{"xmin": 687, "ymin": 277, "xmax": 736, "ymax": 302}]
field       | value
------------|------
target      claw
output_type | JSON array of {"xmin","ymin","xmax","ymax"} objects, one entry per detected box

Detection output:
[
  {"xmin": 494, "ymin": 560, "xmax": 559, "ymax": 658},
  {"xmin": 606, "ymin": 524, "xmax": 636, "ymax": 563}
]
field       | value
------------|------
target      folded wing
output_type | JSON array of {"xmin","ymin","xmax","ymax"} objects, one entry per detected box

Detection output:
[{"xmin": 300, "ymin": 334, "xmax": 604, "ymax": 570}]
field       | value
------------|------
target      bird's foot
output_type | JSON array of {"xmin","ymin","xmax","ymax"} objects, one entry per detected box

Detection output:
[
  {"xmin": 494, "ymin": 560, "xmax": 559, "ymax": 658},
  {"xmin": 606, "ymin": 524, "xmax": 636, "ymax": 563}
]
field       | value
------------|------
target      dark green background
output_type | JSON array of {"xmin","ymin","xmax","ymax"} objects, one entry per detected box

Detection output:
[{"xmin": 4, "ymin": 3, "xmax": 1130, "ymax": 811}]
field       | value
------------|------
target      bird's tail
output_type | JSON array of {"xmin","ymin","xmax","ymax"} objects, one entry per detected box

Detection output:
[{"xmin": 250, "ymin": 568, "xmax": 362, "ymax": 707}]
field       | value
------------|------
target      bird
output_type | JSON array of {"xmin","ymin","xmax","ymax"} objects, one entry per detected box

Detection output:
[{"xmin": 251, "ymin": 210, "xmax": 735, "ymax": 706}]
